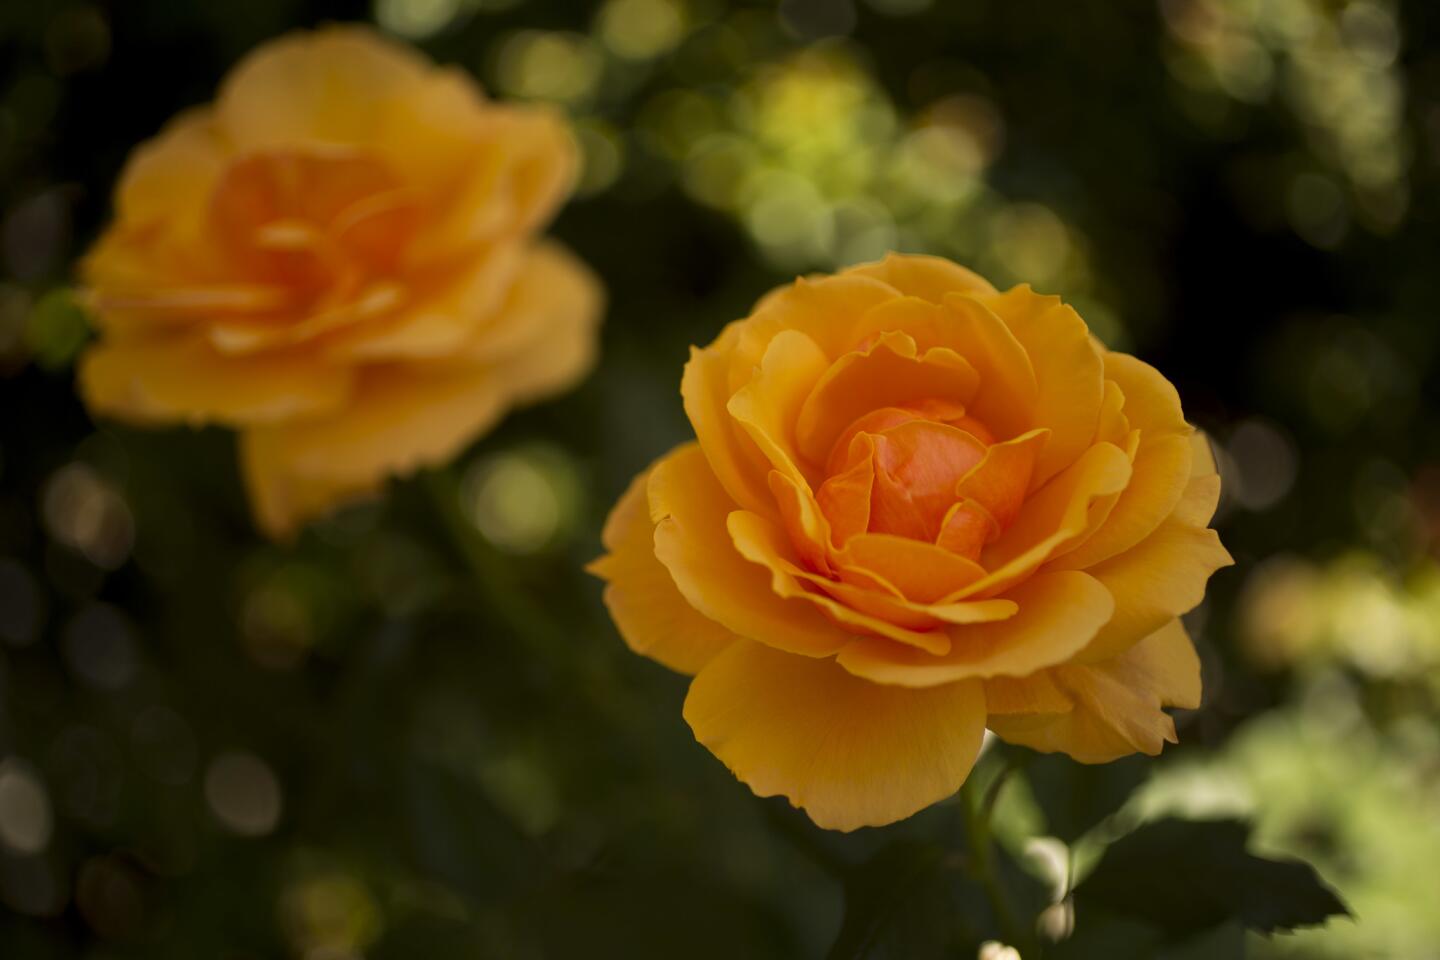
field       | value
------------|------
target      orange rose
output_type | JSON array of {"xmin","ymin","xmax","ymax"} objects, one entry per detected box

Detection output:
[
  {"xmin": 78, "ymin": 26, "xmax": 602, "ymax": 538},
  {"xmin": 591, "ymin": 254, "xmax": 1231, "ymax": 831}
]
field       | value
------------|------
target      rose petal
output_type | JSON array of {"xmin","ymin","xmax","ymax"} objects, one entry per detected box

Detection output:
[
  {"xmin": 684, "ymin": 640, "xmax": 988, "ymax": 832},
  {"xmin": 1053, "ymin": 431, "xmax": 1194, "ymax": 570},
  {"xmin": 835, "ymin": 570, "xmax": 1113, "ymax": 686},
  {"xmin": 80, "ymin": 335, "xmax": 352, "ymax": 427},
  {"xmin": 955, "ymin": 427, "xmax": 1050, "ymax": 531},
  {"xmin": 588, "ymin": 455, "xmax": 737, "ymax": 675},
  {"xmin": 240, "ymin": 364, "xmax": 504, "ymax": 538},
  {"xmin": 981, "ymin": 285, "xmax": 1105, "ymax": 488},
  {"xmin": 845, "ymin": 252, "xmax": 998, "ymax": 302},
  {"xmin": 794, "ymin": 328, "xmax": 979, "ymax": 466},
  {"xmin": 835, "ymin": 532, "xmax": 986, "ymax": 605},
  {"xmin": 1103, "ymin": 352, "xmax": 1188, "ymax": 438},
  {"xmin": 949, "ymin": 441, "xmax": 1132, "ymax": 601},
  {"xmin": 649, "ymin": 445, "xmax": 848, "ymax": 658},
  {"xmin": 988, "ymin": 619, "xmax": 1200, "ymax": 763},
  {"xmin": 217, "ymin": 25, "xmax": 430, "ymax": 151},
  {"xmin": 1073, "ymin": 516, "xmax": 1232, "ymax": 663},
  {"xmin": 726, "ymin": 511, "xmax": 951, "ymax": 655},
  {"xmin": 727, "ymin": 329, "xmax": 832, "ymax": 487}
]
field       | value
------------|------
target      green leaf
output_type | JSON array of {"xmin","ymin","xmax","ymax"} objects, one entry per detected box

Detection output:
[
  {"xmin": 1020, "ymin": 750, "xmax": 1149, "ymax": 843},
  {"xmin": 1072, "ymin": 818, "xmax": 1350, "ymax": 939}
]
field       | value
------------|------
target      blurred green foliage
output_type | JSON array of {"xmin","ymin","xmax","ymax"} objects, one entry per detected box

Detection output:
[{"xmin": 2, "ymin": 0, "xmax": 1437, "ymax": 956}]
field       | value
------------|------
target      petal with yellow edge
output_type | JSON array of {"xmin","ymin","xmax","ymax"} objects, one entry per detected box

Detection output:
[
  {"xmin": 834, "ymin": 533, "xmax": 985, "ymax": 604},
  {"xmin": 727, "ymin": 329, "xmax": 831, "ymax": 484},
  {"xmin": 937, "ymin": 294, "xmax": 1039, "ymax": 442},
  {"xmin": 684, "ymin": 640, "xmax": 988, "ymax": 831},
  {"xmin": 217, "ymin": 25, "xmax": 430, "ymax": 151},
  {"xmin": 793, "ymin": 329, "xmax": 979, "ymax": 466},
  {"xmin": 80, "ymin": 335, "xmax": 353, "ymax": 428},
  {"xmin": 845, "ymin": 252, "xmax": 997, "ymax": 303},
  {"xmin": 588, "ymin": 460, "xmax": 736, "ymax": 675},
  {"xmin": 1077, "ymin": 517, "xmax": 1232, "ymax": 663},
  {"xmin": 957, "ymin": 441, "xmax": 1132, "ymax": 600},
  {"xmin": 1172, "ymin": 431, "xmax": 1222, "ymax": 528},
  {"xmin": 680, "ymin": 324, "xmax": 780, "ymax": 518},
  {"xmin": 114, "ymin": 109, "xmax": 228, "ymax": 232},
  {"xmin": 741, "ymin": 273, "xmax": 905, "ymax": 362},
  {"xmin": 466, "ymin": 245, "xmax": 603, "ymax": 405},
  {"xmin": 1104, "ymin": 352, "xmax": 1189, "ymax": 438},
  {"xmin": 988, "ymin": 619, "xmax": 1201, "ymax": 763},
  {"xmin": 984, "ymin": 671, "xmax": 1073, "ymax": 715},
  {"xmin": 1054, "ymin": 430, "xmax": 1194, "ymax": 571},
  {"xmin": 726, "ymin": 510, "xmax": 951, "ymax": 655},
  {"xmin": 650, "ymin": 444, "xmax": 849, "ymax": 658},
  {"xmin": 981, "ymin": 285, "xmax": 1104, "ymax": 489},
  {"xmin": 240, "ymin": 364, "xmax": 505, "ymax": 539},
  {"xmin": 835, "ymin": 570, "xmax": 1114, "ymax": 686}
]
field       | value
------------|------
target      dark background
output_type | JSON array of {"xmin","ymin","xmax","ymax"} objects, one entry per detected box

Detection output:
[{"xmin": 1, "ymin": 0, "xmax": 1435, "ymax": 956}]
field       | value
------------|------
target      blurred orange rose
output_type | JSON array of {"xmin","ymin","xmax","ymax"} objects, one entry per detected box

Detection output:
[
  {"xmin": 591, "ymin": 254, "xmax": 1231, "ymax": 831},
  {"xmin": 78, "ymin": 26, "xmax": 602, "ymax": 538}
]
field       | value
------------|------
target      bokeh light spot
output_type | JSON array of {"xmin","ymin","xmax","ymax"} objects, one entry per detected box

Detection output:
[
  {"xmin": 41, "ymin": 461, "xmax": 134, "ymax": 570},
  {"xmin": 0, "ymin": 759, "xmax": 53, "ymax": 855},
  {"xmin": 204, "ymin": 752, "xmax": 283, "ymax": 837},
  {"xmin": 375, "ymin": 0, "xmax": 463, "ymax": 39},
  {"xmin": 597, "ymin": 0, "xmax": 688, "ymax": 60},
  {"xmin": 495, "ymin": 31, "xmax": 603, "ymax": 104},
  {"xmin": 463, "ymin": 448, "xmax": 581, "ymax": 554}
]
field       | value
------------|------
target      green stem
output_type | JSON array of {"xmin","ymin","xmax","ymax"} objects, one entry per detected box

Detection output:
[{"xmin": 962, "ymin": 778, "xmax": 1030, "ymax": 954}]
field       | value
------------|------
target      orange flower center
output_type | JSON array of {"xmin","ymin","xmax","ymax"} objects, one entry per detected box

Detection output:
[
  {"xmin": 813, "ymin": 397, "xmax": 1024, "ymax": 563},
  {"xmin": 209, "ymin": 148, "xmax": 421, "ymax": 305}
]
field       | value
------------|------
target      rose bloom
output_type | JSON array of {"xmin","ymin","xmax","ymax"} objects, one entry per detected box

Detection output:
[
  {"xmin": 591, "ymin": 254, "xmax": 1231, "ymax": 831},
  {"xmin": 78, "ymin": 26, "xmax": 602, "ymax": 538}
]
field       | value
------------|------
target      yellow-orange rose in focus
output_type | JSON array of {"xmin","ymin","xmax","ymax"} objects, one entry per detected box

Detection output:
[
  {"xmin": 591, "ymin": 254, "xmax": 1231, "ymax": 831},
  {"xmin": 78, "ymin": 26, "xmax": 602, "ymax": 538}
]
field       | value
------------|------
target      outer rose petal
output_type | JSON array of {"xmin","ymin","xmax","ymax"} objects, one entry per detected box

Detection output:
[
  {"xmin": 649, "ymin": 444, "xmax": 850, "ymax": 657},
  {"xmin": 980, "ymin": 285, "xmax": 1104, "ymax": 489},
  {"xmin": 475, "ymin": 244, "xmax": 603, "ymax": 404},
  {"xmin": 1102, "ymin": 352, "xmax": 1188, "ymax": 438},
  {"xmin": 113, "ymin": 108, "xmax": 229, "ymax": 234},
  {"xmin": 1053, "ymin": 431, "xmax": 1194, "ymax": 571},
  {"xmin": 1078, "ymin": 516, "xmax": 1233, "ymax": 663},
  {"xmin": 217, "ymin": 25, "xmax": 430, "ymax": 151},
  {"xmin": 984, "ymin": 672, "xmax": 1073, "ymax": 714},
  {"xmin": 834, "ymin": 570, "xmax": 1114, "ymax": 686},
  {"xmin": 988, "ymin": 619, "xmax": 1201, "ymax": 763},
  {"xmin": 684, "ymin": 640, "xmax": 987, "ymax": 831},
  {"xmin": 241, "ymin": 366, "xmax": 505, "ymax": 539},
  {"xmin": 416, "ymin": 106, "xmax": 581, "ymax": 255},
  {"xmin": 1172, "ymin": 431, "xmax": 1222, "ymax": 527},
  {"xmin": 845, "ymin": 252, "xmax": 997, "ymax": 302},
  {"xmin": 589, "ymin": 461, "xmax": 736, "ymax": 675},
  {"xmin": 80, "ymin": 335, "xmax": 352, "ymax": 427}
]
